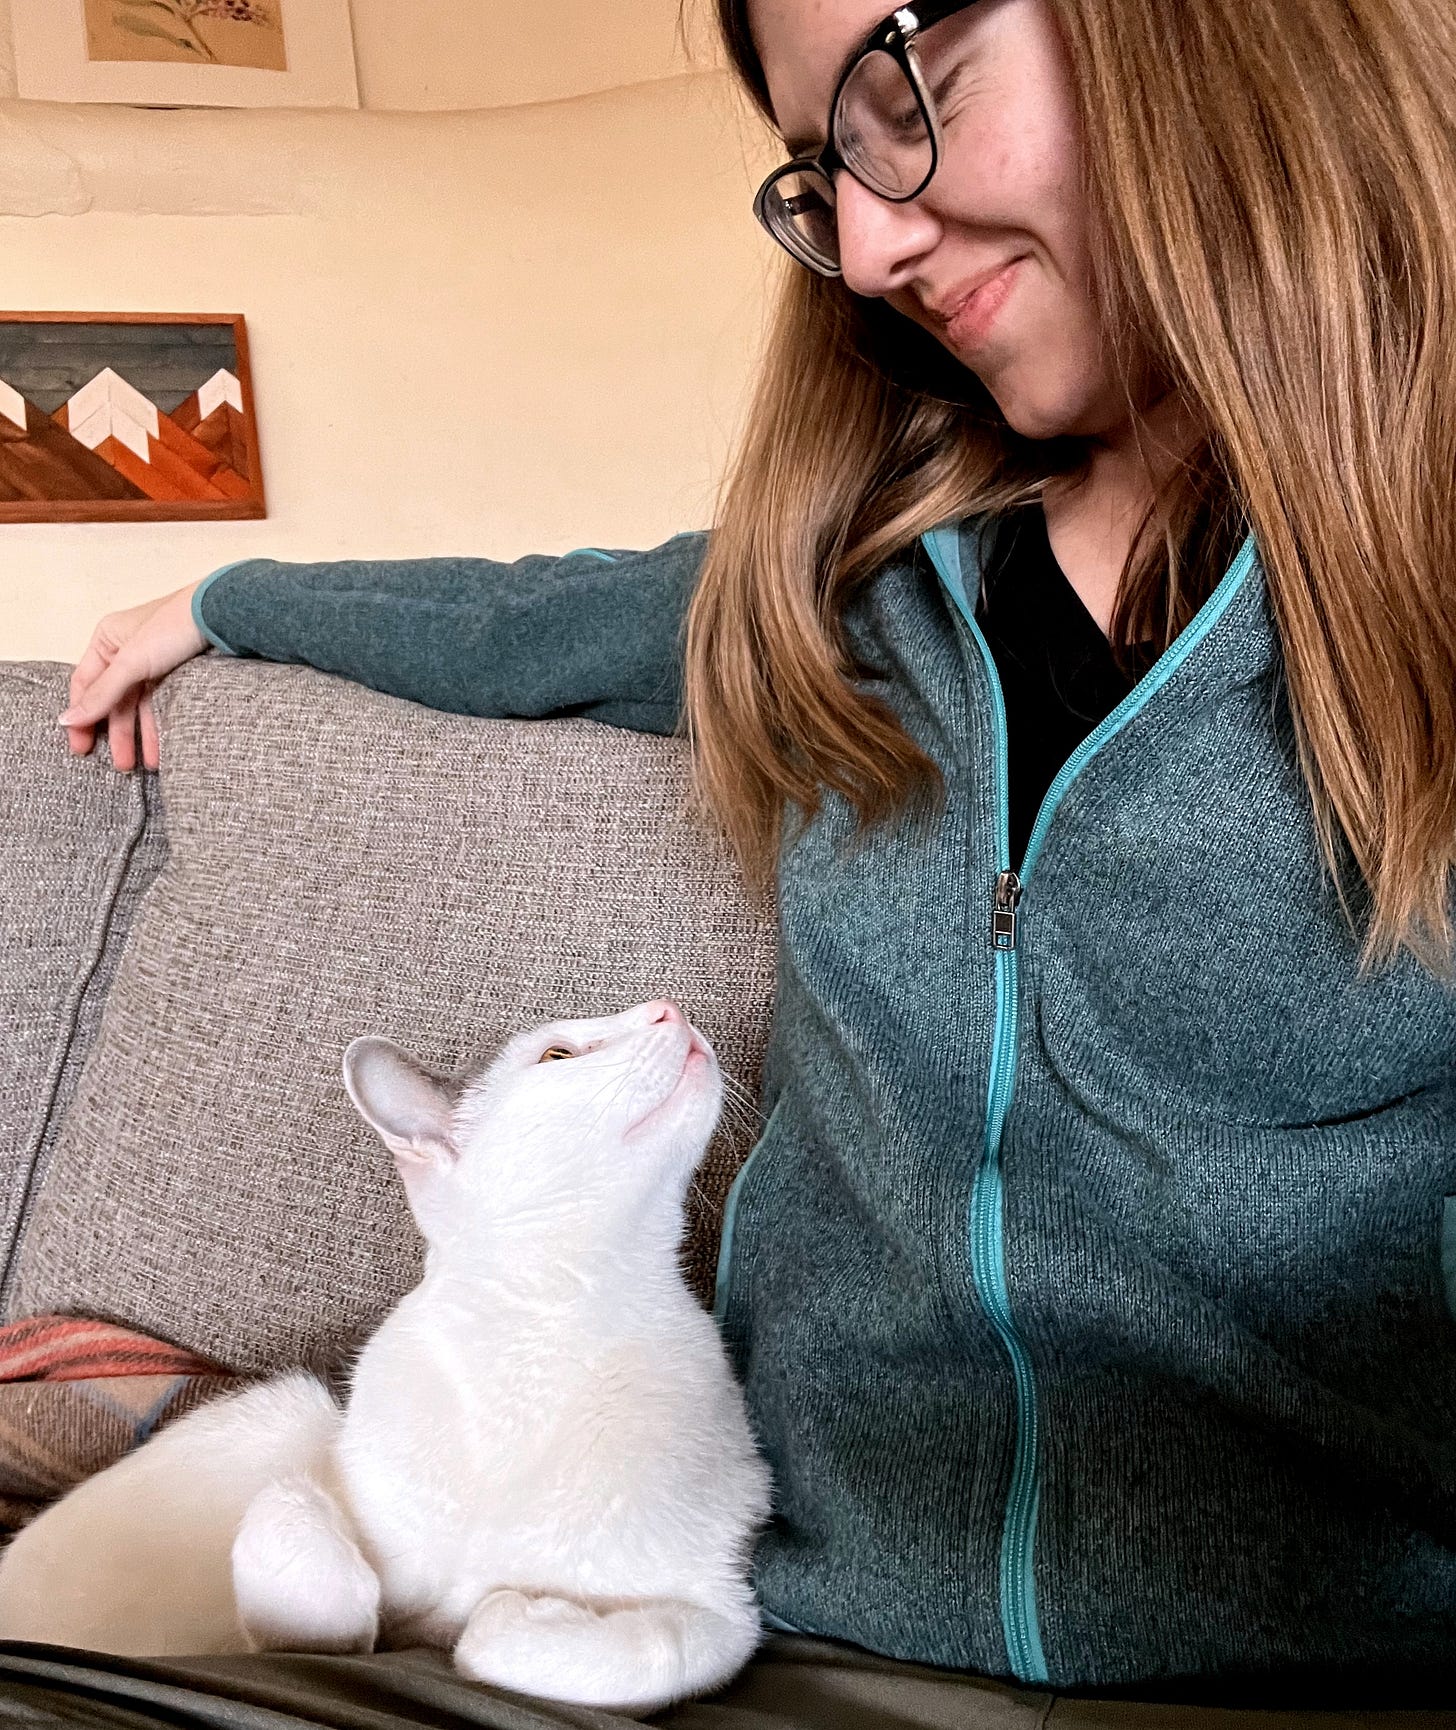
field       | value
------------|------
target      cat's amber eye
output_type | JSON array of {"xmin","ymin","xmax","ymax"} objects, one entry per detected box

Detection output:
[{"xmin": 537, "ymin": 1044, "xmax": 575, "ymax": 1063}]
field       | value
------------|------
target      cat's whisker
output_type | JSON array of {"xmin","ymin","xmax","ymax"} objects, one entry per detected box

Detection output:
[
  {"xmin": 711, "ymin": 1096, "xmax": 763, "ymax": 1143},
  {"xmin": 577, "ymin": 1074, "xmax": 636, "ymax": 1142},
  {"xmin": 717, "ymin": 1074, "xmax": 763, "ymax": 1117},
  {"xmin": 684, "ymin": 1173, "xmax": 721, "ymax": 1216},
  {"xmin": 716, "ymin": 1082, "xmax": 762, "ymax": 1120}
]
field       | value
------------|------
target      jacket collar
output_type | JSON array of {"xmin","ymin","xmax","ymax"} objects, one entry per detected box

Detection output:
[{"xmin": 921, "ymin": 514, "xmax": 1278, "ymax": 704}]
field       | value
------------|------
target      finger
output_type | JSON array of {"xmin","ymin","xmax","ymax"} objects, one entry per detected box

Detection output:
[
  {"xmin": 107, "ymin": 694, "xmax": 139, "ymax": 774},
  {"xmin": 58, "ymin": 651, "xmax": 144, "ymax": 729},
  {"xmin": 139, "ymin": 687, "xmax": 160, "ymax": 772},
  {"xmin": 67, "ymin": 639, "xmax": 116, "ymax": 749},
  {"xmin": 69, "ymin": 637, "xmax": 117, "ymax": 709}
]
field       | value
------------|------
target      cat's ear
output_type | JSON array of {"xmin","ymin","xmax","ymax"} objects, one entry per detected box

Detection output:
[{"xmin": 342, "ymin": 1037, "xmax": 458, "ymax": 1170}]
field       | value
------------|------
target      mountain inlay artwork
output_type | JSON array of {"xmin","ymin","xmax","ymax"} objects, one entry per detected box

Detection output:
[
  {"xmin": 0, "ymin": 314, "xmax": 266, "ymax": 523},
  {"xmin": 84, "ymin": 0, "xmax": 289, "ymax": 72}
]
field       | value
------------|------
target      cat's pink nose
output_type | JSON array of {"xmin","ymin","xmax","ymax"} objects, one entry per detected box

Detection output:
[{"xmin": 647, "ymin": 999, "xmax": 683, "ymax": 1025}]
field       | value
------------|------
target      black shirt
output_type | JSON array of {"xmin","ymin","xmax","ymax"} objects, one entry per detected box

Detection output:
[{"xmin": 973, "ymin": 504, "xmax": 1142, "ymax": 871}]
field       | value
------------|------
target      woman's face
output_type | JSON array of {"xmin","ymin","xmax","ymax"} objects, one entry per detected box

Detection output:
[{"xmin": 751, "ymin": 0, "xmax": 1136, "ymax": 443}]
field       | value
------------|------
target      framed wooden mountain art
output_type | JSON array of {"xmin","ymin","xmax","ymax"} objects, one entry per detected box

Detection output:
[
  {"xmin": 0, "ymin": 312, "xmax": 266, "ymax": 524},
  {"xmin": 9, "ymin": 0, "xmax": 359, "ymax": 109}
]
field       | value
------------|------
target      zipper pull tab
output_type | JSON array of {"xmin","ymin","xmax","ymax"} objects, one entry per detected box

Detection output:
[{"xmin": 991, "ymin": 869, "xmax": 1023, "ymax": 951}]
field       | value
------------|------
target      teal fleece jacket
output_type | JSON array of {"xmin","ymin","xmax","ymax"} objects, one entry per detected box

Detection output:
[{"xmin": 194, "ymin": 524, "xmax": 1456, "ymax": 1708}]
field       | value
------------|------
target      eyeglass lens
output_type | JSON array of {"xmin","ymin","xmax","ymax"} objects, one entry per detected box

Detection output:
[
  {"xmin": 763, "ymin": 167, "xmax": 840, "ymax": 272},
  {"xmin": 836, "ymin": 47, "xmax": 934, "ymax": 201},
  {"xmin": 762, "ymin": 11, "xmax": 979, "ymax": 273}
]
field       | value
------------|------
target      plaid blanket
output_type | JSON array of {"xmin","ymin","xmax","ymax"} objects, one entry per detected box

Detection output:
[{"xmin": 0, "ymin": 1315, "xmax": 244, "ymax": 1538}]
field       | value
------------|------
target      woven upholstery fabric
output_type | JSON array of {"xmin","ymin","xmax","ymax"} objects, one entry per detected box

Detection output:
[
  {"xmin": 0, "ymin": 663, "xmax": 166, "ymax": 1298},
  {"xmin": 6, "ymin": 657, "xmax": 778, "ymax": 1372}
]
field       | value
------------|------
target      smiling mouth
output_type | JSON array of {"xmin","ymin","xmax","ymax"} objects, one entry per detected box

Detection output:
[
  {"xmin": 939, "ymin": 258, "xmax": 1026, "ymax": 351},
  {"xmin": 926, "ymin": 256, "xmax": 1023, "ymax": 351}
]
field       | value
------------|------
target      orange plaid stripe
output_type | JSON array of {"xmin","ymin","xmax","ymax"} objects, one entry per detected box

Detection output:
[{"xmin": 0, "ymin": 1315, "xmax": 224, "ymax": 1382}]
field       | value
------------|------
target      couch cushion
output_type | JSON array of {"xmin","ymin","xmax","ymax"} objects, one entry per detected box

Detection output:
[
  {"xmin": 5, "ymin": 657, "xmax": 778, "ymax": 1372},
  {"xmin": 0, "ymin": 663, "xmax": 168, "ymax": 1303}
]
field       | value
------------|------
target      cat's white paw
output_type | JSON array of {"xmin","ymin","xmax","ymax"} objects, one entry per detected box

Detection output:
[
  {"xmin": 467, "ymin": 1588, "xmax": 591, "ymax": 1633},
  {"xmin": 453, "ymin": 1586, "xmax": 759, "ymax": 1710},
  {"xmin": 453, "ymin": 1589, "xmax": 613, "ymax": 1699},
  {"xmin": 231, "ymin": 1474, "xmax": 380, "ymax": 1654}
]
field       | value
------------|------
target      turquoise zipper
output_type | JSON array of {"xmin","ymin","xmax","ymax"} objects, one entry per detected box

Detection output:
[
  {"xmin": 918, "ymin": 518, "xmax": 1258, "ymax": 1683},
  {"xmin": 925, "ymin": 519, "xmax": 1048, "ymax": 1682}
]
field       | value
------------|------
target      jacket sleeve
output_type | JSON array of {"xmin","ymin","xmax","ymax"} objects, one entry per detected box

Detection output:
[{"xmin": 190, "ymin": 533, "xmax": 707, "ymax": 738}]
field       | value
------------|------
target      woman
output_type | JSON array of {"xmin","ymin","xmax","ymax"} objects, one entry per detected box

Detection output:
[{"xmin": 53, "ymin": 0, "xmax": 1456, "ymax": 1714}]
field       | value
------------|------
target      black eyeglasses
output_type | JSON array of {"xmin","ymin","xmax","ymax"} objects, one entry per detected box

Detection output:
[{"xmin": 753, "ymin": 1, "xmax": 985, "ymax": 277}]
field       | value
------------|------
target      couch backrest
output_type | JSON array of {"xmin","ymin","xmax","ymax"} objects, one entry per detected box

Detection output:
[
  {"xmin": 0, "ymin": 658, "xmax": 778, "ymax": 1372},
  {"xmin": 0, "ymin": 664, "xmax": 169, "ymax": 1304}
]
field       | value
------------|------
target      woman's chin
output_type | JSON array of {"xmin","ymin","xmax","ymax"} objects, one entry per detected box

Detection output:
[
  {"xmin": 987, "ymin": 388, "xmax": 1078, "ymax": 443},
  {"xmin": 984, "ymin": 372, "xmax": 1109, "ymax": 444}
]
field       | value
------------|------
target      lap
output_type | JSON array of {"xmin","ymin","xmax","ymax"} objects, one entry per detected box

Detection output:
[{"xmin": 0, "ymin": 1637, "xmax": 1450, "ymax": 1730}]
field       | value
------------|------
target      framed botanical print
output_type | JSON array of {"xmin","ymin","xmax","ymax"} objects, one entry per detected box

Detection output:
[
  {"xmin": 8, "ymin": 0, "xmax": 359, "ymax": 109},
  {"xmin": 0, "ymin": 312, "xmax": 266, "ymax": 524}
]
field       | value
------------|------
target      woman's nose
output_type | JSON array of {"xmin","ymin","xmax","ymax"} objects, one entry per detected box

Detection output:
[{"xmin": 834, "ymin": 175, "xmax": 942, "ymax": 299}]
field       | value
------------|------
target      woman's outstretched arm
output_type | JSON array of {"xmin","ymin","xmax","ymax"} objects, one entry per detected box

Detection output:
[
  {"xmin": 59, "ymin": 532, "xmax": 706, "ymax": 769},
  {"xmin": 192, "ymin": 534, "xmax": 704, "ymax": 736}
]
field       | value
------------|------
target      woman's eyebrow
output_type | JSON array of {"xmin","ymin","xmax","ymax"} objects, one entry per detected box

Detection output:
[{"xmin": 778, "ymin": 20, "xmax": 879, "ymax": 158}]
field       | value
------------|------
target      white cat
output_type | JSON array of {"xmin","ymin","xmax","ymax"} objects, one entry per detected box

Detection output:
[{"xmin": 0, "ymin": 998, "xmax": 773, "ymax": 1712}]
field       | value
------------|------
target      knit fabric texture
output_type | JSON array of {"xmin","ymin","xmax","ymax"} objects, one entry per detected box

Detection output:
[
  {"xmin": 718, "ymin": 521, "xmax": 1456, "ymax": 1702},
  {"xmin": 194, "ymin": 522, "xmax": 1456, "ymax": 1705}
]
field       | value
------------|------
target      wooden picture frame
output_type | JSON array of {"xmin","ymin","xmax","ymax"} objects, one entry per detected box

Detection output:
[
  {"xmin": 9, "ymin": 0, "xmax": 359, "ymax": 110},
  {"xmin": 0, "ymin": 311, "xmax": 266, "ymax": 524}
]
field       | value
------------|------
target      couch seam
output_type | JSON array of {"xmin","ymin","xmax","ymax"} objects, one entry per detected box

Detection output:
[{"xmin": 0, "ymin": 768, "xmax": 152, "ymax": 1313}]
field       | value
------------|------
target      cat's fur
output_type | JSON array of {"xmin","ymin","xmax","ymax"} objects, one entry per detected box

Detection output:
[{"xmin": 0, "ymin": 999, "xmax": 772, "ymax": 1711}]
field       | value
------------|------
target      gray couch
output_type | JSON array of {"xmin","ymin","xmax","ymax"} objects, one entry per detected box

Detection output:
[
  {"xmin": 0, "ymin": 655, "xmax": 778, "ymax": 1363},
  {"xmin": 1, "ymin": 655, "xmax": 1448, "ymax": 1730}
]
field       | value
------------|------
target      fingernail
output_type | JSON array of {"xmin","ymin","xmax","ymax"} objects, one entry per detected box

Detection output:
[{"xmin": 57, "ymin": 709, "xmax": 79, "ymax": 724}]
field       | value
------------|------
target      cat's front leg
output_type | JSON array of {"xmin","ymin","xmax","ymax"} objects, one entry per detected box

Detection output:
[
  {"xmin": 231, "ymin": 1473, "xmax": 381, "ymax": 1655},
  {"xmin": 453, "ymin": 1586, "xmax": 761, "ymax": 1711}
]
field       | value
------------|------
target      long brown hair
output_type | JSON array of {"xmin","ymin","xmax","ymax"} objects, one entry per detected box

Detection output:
[{"xmin": 681, "ymin": 0, "xmax": 1456, "ymax": 976}]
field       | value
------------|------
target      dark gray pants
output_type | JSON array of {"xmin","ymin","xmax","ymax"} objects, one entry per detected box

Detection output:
[{"xmin": 0, "ymin": 1637, "xmax": 1450, "ymax": 1729}]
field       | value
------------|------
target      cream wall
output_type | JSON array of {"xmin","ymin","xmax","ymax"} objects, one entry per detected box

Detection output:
[
  {"xmin": 0, "ymin": 2, "xmax": 780, "ymax": 661},
  {"xmin": 0, "ymin": 0, "xmax": 722, "ymax": 112}
]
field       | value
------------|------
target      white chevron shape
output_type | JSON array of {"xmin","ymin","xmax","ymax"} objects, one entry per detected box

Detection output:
[
  {"xmin": 0, "ymin": 378, "xmax": 25, "ymax": 432},
  {"xmin": 197, "ymin": 368, "xmax": 243, "ymax": 420},
  {"xmin": 66, "ymin": 368, "xmax": 160, "ymax": 463}
]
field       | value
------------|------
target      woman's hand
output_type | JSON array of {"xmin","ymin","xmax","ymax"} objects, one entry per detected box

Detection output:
[{"xmin": 58, "ymin": 582, "xmax": 208, "ymax": 772}]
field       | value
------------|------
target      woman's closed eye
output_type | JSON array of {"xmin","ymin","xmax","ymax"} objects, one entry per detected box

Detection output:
[
  {"xmin": 927, "ymin": 56, "xmax": 979, "ymax": 127},
  {"xmin": 886, "ymin": 102, "xmax": 928, "ymax": 142}
]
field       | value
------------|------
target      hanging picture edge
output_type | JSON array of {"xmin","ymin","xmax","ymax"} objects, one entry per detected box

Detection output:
[
  {"xmin": 8, "ymin": 0, "xmax": 360, "ymax": 110},
  {"xmin": 0, "ymin": 309, "xmax": 268, "ymax": 525}
]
